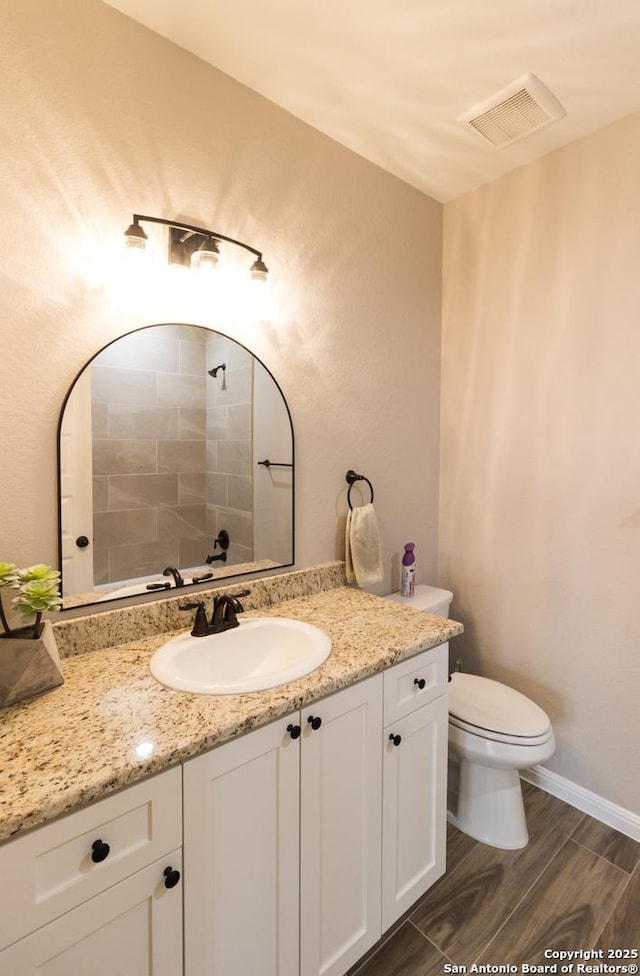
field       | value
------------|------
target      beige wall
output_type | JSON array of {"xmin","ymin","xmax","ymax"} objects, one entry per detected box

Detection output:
[
  {"xmin": 0, "ymin": 1, "xmax": 442, "ymax": 593},
  {"xmin": 441, "ymin": 111, "xmax": 640, "ymax": 815}
]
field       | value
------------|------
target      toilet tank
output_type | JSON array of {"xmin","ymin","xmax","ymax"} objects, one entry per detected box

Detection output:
[{"xmin": 386, "ymin": 584, "xmax": 453, "ymax": 618}]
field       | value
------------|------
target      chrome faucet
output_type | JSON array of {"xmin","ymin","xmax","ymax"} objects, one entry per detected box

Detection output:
[{"xmin": 163, "ymin": 566, "xmax": 185, "ymax": 587}]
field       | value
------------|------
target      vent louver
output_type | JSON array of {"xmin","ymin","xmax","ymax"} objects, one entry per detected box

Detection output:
[{"xmin": 459, "ymin": 73, "xmax": 566, "ymax": 149}]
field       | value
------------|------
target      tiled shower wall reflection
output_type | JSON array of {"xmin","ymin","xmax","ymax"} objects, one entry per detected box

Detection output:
[
  {"xmin": 206, "ymin": 334, "xmax": 253, "ymax": 567},
  {"xmin": 90, "ymin": 325, "xmax": 252, "ymax": 585}
]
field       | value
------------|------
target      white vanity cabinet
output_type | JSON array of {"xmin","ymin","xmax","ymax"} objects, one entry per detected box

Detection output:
[
  {"xmin": 183, "ymin": 673, "xmax": 383, "ymax": 976},
  {"xmin": 0, "ymin": 641, "xmax": 449, "ymax": 976},
  {"xmin": 381, "ymin": 643, "xmax": 449, "ymax": 930},
  {"xmin": 0, "ymin": 767, "xmax": 183, "ymax": 976}
]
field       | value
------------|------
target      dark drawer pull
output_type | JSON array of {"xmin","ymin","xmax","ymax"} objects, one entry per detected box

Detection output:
[
  {"xmin": 307, "ymin": 715, "xmax": 322, "ymax": 731},
  {"xmin": 287, "ymin": 723, "xmax": 301, "ymax": 739},
  {"xmin": 414, "ymin": 677, "xmax": 426, "ymax": 690},
  {"xmin": 91, "ymin": 839, "xmax": 110, "ymax": 863},
  {"xmin": 389, "ymin": 733, "xmax": 402, "ymax": 747}
]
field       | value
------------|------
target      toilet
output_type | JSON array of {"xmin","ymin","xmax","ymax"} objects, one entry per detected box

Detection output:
[{"xmin": 387, "ymin": 585, "xmax": 555, "ymax": 850}]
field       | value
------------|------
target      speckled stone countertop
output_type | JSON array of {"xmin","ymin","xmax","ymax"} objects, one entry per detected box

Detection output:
[{"xmin": 0, "ymin": 565, "xmax": 462, "ymax": 844}]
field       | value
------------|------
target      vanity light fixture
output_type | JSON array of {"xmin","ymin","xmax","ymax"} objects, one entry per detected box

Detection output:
[{"xmin": 123, "ymin": 214, "xmax": 269, "ymax": 281}]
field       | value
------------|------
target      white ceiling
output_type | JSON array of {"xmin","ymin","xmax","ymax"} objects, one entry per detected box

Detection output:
[{"xmin": 102, "ymin": 0, "xmax": 640, "ymax": 202}]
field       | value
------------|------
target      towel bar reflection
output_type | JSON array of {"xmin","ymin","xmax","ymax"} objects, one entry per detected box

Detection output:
[
  {"xmin": 257, "ymin": 459, "xmax": 293, "ymax": 468},
  {"xmin": 346, "ymin": 469, "xmax": 374, "ymax": 509}
]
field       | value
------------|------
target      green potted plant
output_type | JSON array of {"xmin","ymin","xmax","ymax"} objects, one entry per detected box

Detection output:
[
  {"xmin": 0, "ymin": 562, "xmax": 64, "ymax": 707},
  {"xmin": 0, "ymin": 563, "xmax": 62, "ymax": 637}
]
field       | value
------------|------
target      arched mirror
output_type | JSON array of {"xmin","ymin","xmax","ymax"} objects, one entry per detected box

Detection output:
[{"xmin": 58, "ymin": 324, "xmax": 294, "ymax": 608}]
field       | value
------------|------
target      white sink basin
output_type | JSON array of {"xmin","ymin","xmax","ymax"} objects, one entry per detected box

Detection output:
[{"xmin": 149, "ymin": 617, "xmax": 332, "ymax": 694}]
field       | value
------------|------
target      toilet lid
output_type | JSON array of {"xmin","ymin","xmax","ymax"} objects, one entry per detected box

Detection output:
[{"xmin": 449, "ymin": 672, "xmax": 551, "ymax": 738}]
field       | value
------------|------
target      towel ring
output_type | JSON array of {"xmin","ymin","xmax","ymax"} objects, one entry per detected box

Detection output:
[{"xmin": 346, "ymin": 469, "xmax": 374, "ymax": 509}]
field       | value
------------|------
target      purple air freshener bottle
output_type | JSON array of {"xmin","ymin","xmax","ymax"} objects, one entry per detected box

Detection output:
[{"xmin": 400, "ymin": 543, "xmax": 415, "ymax": 597}]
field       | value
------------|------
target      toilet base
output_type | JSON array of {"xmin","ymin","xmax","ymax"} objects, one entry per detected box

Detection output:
[{"xmin": 447, "ymin": 759, "xmax": 529, "ymax": 849}]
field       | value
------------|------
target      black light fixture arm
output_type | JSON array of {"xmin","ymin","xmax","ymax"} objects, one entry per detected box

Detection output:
[{"xmin": 130, "ymin": 214, "xmax": 264, "ymax": 262}]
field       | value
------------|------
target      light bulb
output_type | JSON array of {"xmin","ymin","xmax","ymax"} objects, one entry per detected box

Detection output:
[{"xmin": 191, "ymin": 237, "xmax": 220, "ymax": 272}]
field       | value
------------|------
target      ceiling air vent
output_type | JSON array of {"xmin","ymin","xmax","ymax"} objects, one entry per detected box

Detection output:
[{"xmin": 458, "ymin": 73, "xmax": 566, "ymax": 149}]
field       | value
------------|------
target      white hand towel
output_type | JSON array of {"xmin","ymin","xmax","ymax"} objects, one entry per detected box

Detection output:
[{"xmin": 345, "ymin": 503, "xmax": 383, "ymax": 587}]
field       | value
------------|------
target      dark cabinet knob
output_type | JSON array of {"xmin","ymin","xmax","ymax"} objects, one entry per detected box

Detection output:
[
  {"xmin": 76, "ymin": 535, "xmax": 90, "ymax": 549},
  {"xmin": 91, "ymin": 839, "xmax": 110, "ymax": 863},
  {"xmin": 414, "ymin": 677, "xmax": 426, "ymax": 690},
  {"xmin": 163, "ymin": 866, "xmax": 181, "ymax": 889},
  {"xmin": 287, "ymin": 723, "xmax": 301, "ymax": 739},
  {"xmin": 307, "ymin": 715, "xmax": 322, "ymax": 731},
  {"xmin": 389, "ymin": 733, "xmax": 402, "ymax": 747}
]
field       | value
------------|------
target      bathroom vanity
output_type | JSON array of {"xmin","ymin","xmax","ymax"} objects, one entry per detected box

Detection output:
[{"xmin": 0, "ymin": 564, "xmax": 462, "ymax": 976}]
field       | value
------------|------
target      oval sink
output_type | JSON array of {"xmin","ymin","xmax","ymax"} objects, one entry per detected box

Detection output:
[{"xmin": 149, "ymin": 617, "xmax": 332, "ymax": 695}]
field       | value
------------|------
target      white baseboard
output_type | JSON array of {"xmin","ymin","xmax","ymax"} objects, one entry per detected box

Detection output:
[{"xmin": 522, "ymin": 765, "xmax": 640, "ymax": 842}]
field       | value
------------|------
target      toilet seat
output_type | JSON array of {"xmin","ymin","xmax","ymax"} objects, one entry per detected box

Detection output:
[
  {"xmin": 448, "ymin": 672, "xmax": 551, "ymax": 745},
  {"xmin": 449, "ymin": 714, "xmax": 554, "ymax": 746}
]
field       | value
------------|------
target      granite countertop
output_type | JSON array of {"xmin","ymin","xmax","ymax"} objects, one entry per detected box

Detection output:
[{"xmin": 0, "ymin": 579, "xmax": 462, "ymax": 844}]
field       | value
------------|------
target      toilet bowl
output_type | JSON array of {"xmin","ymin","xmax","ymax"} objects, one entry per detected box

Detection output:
[
  {"xmin": 448, "ymin": 671, "xmax": 555, "ymax": 848},
  {"xmin": 386, "ymin": 585, "xmax": 555, "ymax": 850}
]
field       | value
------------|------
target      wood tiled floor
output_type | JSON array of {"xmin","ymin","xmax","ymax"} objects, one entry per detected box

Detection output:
[{"xmin": 350, "ymin": 786, "xmax": 640, "ymax": 976}]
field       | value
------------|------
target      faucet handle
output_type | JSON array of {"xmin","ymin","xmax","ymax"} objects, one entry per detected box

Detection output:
[
  {"xmin": 179, "ymin": 601, "xmax": 210, "ymax": 637},
  {"xmin": 230, "ymin": 588, "xmax": 251, "ymax": 611},
  {"xmin": 192, "ymin": 572, "xmax": 214, "ymax": 584}
]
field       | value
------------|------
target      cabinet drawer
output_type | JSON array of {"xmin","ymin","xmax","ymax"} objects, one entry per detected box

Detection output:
[
  {"xmin": 0, "ymin": 850, "xmax": 183, "ymax": 975},
  {"xmin": 383, "ymin": 643, "xmax": 448, "ymax": 726},
  {"xmin": 0, "ymin": 766, "xmax": 182, "ymax": 950}
]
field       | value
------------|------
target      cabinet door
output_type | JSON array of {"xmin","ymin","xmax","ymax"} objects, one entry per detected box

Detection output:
[
  {"xmin": 300, "ymin": 674, "xmax": 383, "ymax": 976},
  {"xmin": 382, "ymin": 695, "xmax": 448, "ymax": 931},
  {"xmin": 0, "ymin": 851, "xmax": 183, "ymax": 976},
  {"xmin": 183, "ymin": 717, "xmax": 300, "ymax": 976}
]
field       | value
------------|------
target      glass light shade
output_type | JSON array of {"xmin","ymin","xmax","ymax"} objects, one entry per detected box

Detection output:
[
  {"xmin": 191, "ymin": 238, "xmax": 220, "ymax": 271},
  {"xmin": 249, "ymin": 258, "xmax": 269, "ymax": 282},
  {"xmin": 124, "ymin": 223, "xmax": 148, "ymax": 251}
]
